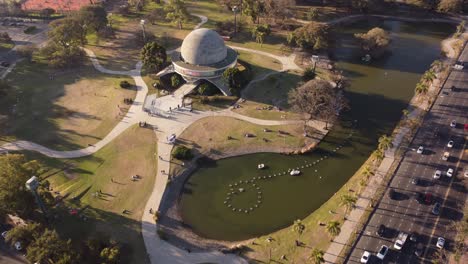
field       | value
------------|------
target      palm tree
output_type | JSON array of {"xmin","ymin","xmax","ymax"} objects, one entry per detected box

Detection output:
[
  {"xmin": 372, "ymin": 149, "xmax": 384, "ymax": 162},
  {"xmin": 292, "ymin": 219, "xmax": 305, "ymax": 235},
  {"xmin": 402, "ymin": 109, "xmax": 409, "ymax": 119},
  {"xmin": 378, "ymin": 134, "xmax": 393, "ymax": 152},
  {"xmin": 431, "ymin": 60, "xmax": 443, "ymax": 73},
  {"xmin": 326, "ymin": 221, "xmax": 341, "ymax": 237},
  {"xmin": 310, "ymin": 248, "xmax": 325, "ymax": 264},
  {"xmin": 340, "ymin": 194, "xmax": 357, "ymax": 215},
  {"xmin": 361, "ymin": 165, "xmax": 374, "ymax": 178},
  {"xmin": 415, "ymin": 82, "xmax": 429, "ymax": 94},
  {"xmin": 422, "ymin": 70, "xmax": 436, "ymax": 83}
]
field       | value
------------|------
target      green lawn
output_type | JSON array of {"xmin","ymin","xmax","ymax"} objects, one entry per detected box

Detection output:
[
  {"xmin": 0, "ymin": 58, "xmax": 136, "ymax": 150},
  {"xmin": 0, "ymin": 42, "xmax": 14, "ymax": 52},
  {"xmin": 238, "ymin": 50, "xmax": 282, "ymax": 77},
  {"xmin": 33, "ymin": 125, "xmax": 157, "ymax": 264},
  {"xmin": 228, "ymin": 31, "xmax": 290, "ymax": 56},
  {"xmin": 186, "ymin": 0, "xmax": 232, "ymax": 29}
]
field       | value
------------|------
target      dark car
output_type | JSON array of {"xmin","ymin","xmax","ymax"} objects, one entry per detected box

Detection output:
[
  {"xmin": 415, "ymin": 192, "xmax": 424, "ymax": 204},
  {"xmin": 424, "ymin": 193, "xmax": 433, "ymax": 205},
  {"xmin": 376, "ymin": 224, "xmax": 386, "ymax": 237},
  {"xmin": 411, "ymin": 178, "xmax": 419, "ymax": 185},
  {"xmin": 414, "ymin": 243, "xmax": 424, "ymax": 257},
  {"xmin": 0, "ymin": 61, "xmax": 10, "ymax": 67},
  {"xmin": 432, "ymin": 202, "xmax": 441, "ymax": 215},
  {"xmin": 410, "ymin": 232, "xmax": 418, "ymax": 243},
  {"xmin": 388, "ymin": 189, "xmax": 396, "ymax": 200}
]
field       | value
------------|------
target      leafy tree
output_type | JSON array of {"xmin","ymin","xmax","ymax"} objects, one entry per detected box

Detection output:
[
  {"xmin": 172, "ymin": 146, "xmax": 193, "ymax": 160},
  {"xmin": 5, "ymin": 223, "xmax": 43, "ymax": 249},
  {"xmin": 0, "ymin": 154, "xmax": 41, "ymax": 218},
  {"xmin": 307, "ymin": 7, "xmax": 319, "ymax": 20},
  {"xmin": 421, "ymin": 69, "xmax": 436, "ymax": 83},
  {"xmin": 171, "ymin": 74, "xmax": 182, "ymax": 88},
  {"xmin": 340, "ymin": 194, "xmax": 357, "ymax": 215},
  {"xmin": 100, "ymin": 241, "xmax": 121, "ymax": 264},
  {"xmin": 242, "ymin": 0, "xmax": 261, "ymax": 23},
  {"xmin": 26, "ymin": 229, "xmax": 80, "ymax": 264},
  {"xmin": 48, "ymin": 17, "xmax": 87, "ymax": 47},
  {"xmin": 250, "ymin": 24, "xmax": 270, "ymax": 45},
  {"xmin": 288, "ymin": 79, "xmax": 348, "ymax": 129},
  {"xmin": 41, "ymin": 43, "xmax": 86, "ymax": 68},
  {"xmin": 326, "ymin": 221, "xmax": 341, "ymax": 237},
  {"xmin": 302, "ymin": 67, "xmax": 316, "ymax": 82},
  {"xmin": 378, "ymin": 134, "xmax": 393, "ymax": 152},
  {"xmin": 438, "ymin": 0, "xmax": 463, "ymax": 13},
  {"xmin": 310, "ymin": 248, "xmax": 325, "ymax": 264},
  {"xmin": 288, "ymin": 22, "xmax": 329, "ymax": 51},
  {"xmin": 141, "ymin": 41, "xmax": 167, "ymax": 72},
  {"xmin": 263, "ymin": 0, "xmax": 294, "ymax": 22},
  {"xmin": 164, "ymin": 0, "xmax": 190, "ymax": 29},
  {"xmin": 292, "ymin": 219, "xmax": 305, "ymax": 235},
  {"xmin": 354, "ymin": 27, "xmax": 390, "ymax": 58},
  {"xmin": 222, "ymin": 67, "xmax": 243, "ymax": 93},
  {"xmin": 78, "ymin": 5, "xmax": 108, "ymax": 34},
  {"xmin": 198, "ymin": 82, "xmax": 218, "ymax": 96},
  {"xmin": 147, "ymin": 7, "xmax": 167, "ymax": 25}
]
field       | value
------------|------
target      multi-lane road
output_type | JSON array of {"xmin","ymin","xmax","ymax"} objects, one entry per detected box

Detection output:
[{"xmin": 348, "ymin": 45, "xmax": 468, "ymax": 263}]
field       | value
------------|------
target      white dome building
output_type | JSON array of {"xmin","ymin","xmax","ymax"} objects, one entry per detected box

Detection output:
[{"xmin": 168, "ymin": 28, "xmax": 238, "ymax": 95}]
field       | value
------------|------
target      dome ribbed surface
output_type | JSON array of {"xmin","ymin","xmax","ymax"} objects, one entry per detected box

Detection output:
[{"xmin": 180, "ymin": 28, "xmax": 227, "ymax": 66}]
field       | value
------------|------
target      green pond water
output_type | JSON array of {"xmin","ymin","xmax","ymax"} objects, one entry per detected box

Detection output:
[{"xmin": 179, "ymin": 20, "xmax": 454, "ymax": 241}]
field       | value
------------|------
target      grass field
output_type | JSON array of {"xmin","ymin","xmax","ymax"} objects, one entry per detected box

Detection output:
[
  {"xmin": 0, "ymin": 59, "xmax": 136, "ymax": 150},
  {"xmin": 0, "ymin": 42, "xmax": 14, "ymax": 53},
  {"xmin": 34, "ymin": 125, "xmax": 157, "ymax": 264},
  {"xmin": 238, "ymin": 50, "xmax": 282, "ymax": 77},
  {"xmin": 228, "ymin": 32, "xmax": 290, "ymax": 56},
  {"xmin": 186, "ymin": 0, "xmax": 232, "ymax": 29}
]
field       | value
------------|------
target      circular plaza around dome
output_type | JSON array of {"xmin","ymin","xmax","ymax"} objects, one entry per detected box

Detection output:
[{"xmin": 171, "ymin": 28, "xmax": 237, "ymax": 81}]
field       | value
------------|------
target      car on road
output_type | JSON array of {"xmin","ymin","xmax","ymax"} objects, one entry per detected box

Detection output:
[
  {"xmin": 360, "ymin": 251, "xmax": 370, "ymax": 263},
  {"xmin": 415, "ymin": 243, "xmax": 424, "ymax": 257},
  {"xmin": 446, "ymin": 168, "xmax": 454, "ymax": 177},
  {"xmin": 417, "ymin": 146, "xmax": 424, "ymax": 154},
  {"xmin": 436, "ymin": 237, "xmax": 445, "ymax": 249},
  {"xmin": 447, "ymin": 140, "xmax": 454, "ymax": 148},
  {"xmin": 377, "ymin": 245, "xmax": 389, "ymax": 260},
  {"xmin": 410, "ymin": 232, "xmax": 418, "ymax": 243},
  {"xmin": 434, "ymin": 170, "xmax": 442, "ymax": 179},
  {"xmin": 450, "ymin": 120, "xmax": 457, "ymax": 128},
  {"xmin": 411, "ymin": 177, "xmax": 419, "ymax": 185},
  {"xmin": 376, "ymin": 224, "xmax": 386, "ymax": 237},
  {"xmin": 432, "ymin": 202, "xmax": 441, "ymax": 215}
]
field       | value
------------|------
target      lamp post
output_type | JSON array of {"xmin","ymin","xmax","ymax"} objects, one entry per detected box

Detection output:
[
  {"xmin": 107, "ymin": 12, "xmax": 113, "ymax": 28},
  {"xmin": 26, "ymin": 176, "xmax": 48, "ymax": 221},
  {"xmin": 232, "ymin": 5, "xmax": 239, "ymax": 35},
  {"xmin": 140, "ymin": 19, "xmax": 146, "ymax": 43}
]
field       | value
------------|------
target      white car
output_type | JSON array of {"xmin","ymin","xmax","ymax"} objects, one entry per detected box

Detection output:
[
  {"xmin": 417, "ymin": 146, "xmax": 424, "ymax": 154},
  {"xmin": 454, "ymin": 64, "xmax": 464, "ymax": 70},
  {"xmin": 447, "ymin": 140, "xmax": 454, "ymax": 148},
  {"xmin": 377, "ymin": 245, "xmax": 389, "ymax": 260},
  {"xmin": 14, "ymin": 241, "xmax": 22, "ymax": 251},
  {"xmin": 434, "ymin": 170, "xmax": 442, "ymax": 179},
  {"xmin": 360, "ymin": 251, "xmax": 371, "ymax": 263},
  {"xmin": 450, "ymin": 120, "xmax": 457, "ymax": 128},
  {"xmin": 436, "ymin": 237, "xmax": 445, "ymax": 249},
  {"xmin": 446, "ymin": 168, "xmax": 454, "ymax": 177}
]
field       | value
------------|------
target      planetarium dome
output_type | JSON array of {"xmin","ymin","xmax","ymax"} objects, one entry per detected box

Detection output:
[{"xmin": 180, "ymin": 28, "xmax": 227, "ymax": 66}]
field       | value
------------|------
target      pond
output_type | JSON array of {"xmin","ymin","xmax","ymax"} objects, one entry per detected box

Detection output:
[{"xmin": 179, "ymin": 19, "xmax": 454, "ymax": 241}]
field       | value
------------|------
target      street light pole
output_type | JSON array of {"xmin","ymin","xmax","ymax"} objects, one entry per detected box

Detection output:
[
  {"xmin": 26, "ymin": 176, "xmax": 48, "ymax": 222},
  {"xmin": 232, "ymin": 5, "xmax": 239, "ymax": 36},
  {"xmin": 140, "ymin": 19, "xmax": 146, "ymax": 43}
]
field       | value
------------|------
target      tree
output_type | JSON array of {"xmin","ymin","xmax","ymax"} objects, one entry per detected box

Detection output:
[
  {"xmin": 78, "ymin": 5, "xmax": 108, "ymax": 34},
  {"xmin": 48, "ymin": 17, "xmax": 87, "ymax": 47},
  {"xmin": 141, "ymin": 41, "xmax": 167, "ymax": 72},
  {"xmin": 310, "ymin": 248, "xmax": 325, "ymax": 264},
  {"xmin": 288, "ymin": 79, "xmax": 348, "ymax": 129},
  {"xmin": 263, "ymin": 0, "xmax": 294, "ymax": 23},
  {"xmin": 5, "ymin": 223, "xmax": 43, "ymax": 249},
  {"xmin": 242, "ymin": 0, "xmax": 261, "ymax": 23},
  {"xmin": 251, "ymin": 24, "xmax": 270, "ymax": 45},
  {"xmin": 0, "ymin": 32, "xmax": 12, "ymax": 43},
  {"xmin": 198, "ymin": 82, "xmax": 218, "ymax": 95},
  {"xmin": 302, "ymin": 67, "xmax": 316, "ymax": 82},
  {"xmin": 438, "ymin": 0, "xmax": 463, "ymax": 13},
  {"xmin": 307, "ymin": 7, "xmax": 319, "ymax": 20},
  {"xmin": 288, "ymin": 22, "xmax": 329, "ymax": 51},
  {"xmin": 354, "ymin": 27, "xmax": 390, "ymax": 58},
  {"xmin": 172, "ymin": 146, "xmax": 193, "ymax": 160},
  {"xmin": 147, "ymin": 7, "xmax": 167, "ymax": 25},
  {"xmin": 415, "ymin": 81, "xmax": 429, "ymax": 94},
  {"xmin": 100, "ymin": 241, "xmax": 121, "ymax": 264},
  {"xmin": 378, "ymin": 134, "xmax": 393, "ymax": 152},
  {"xmin": 340, "ymin": 194, "xmax": 357, "ymax": 215},
  {"xmin": 171, "ymin": 74, "xmax": 182, "ymax": 88},
  {"xmin": 222, "ymin": 67, "xmax": 243, "ymax": 93},
  {"xmin": 16, "ymin": 45, "xmax": 37, "ymax": 62},
  {"xmin": 41, "ymin": 43, "xmax": 86, "ymax": 68},
  {"xmin": 0, "ymin": 154, "xmax": 41, "ymax": 218},
  {"xmin": 292, "ymin": 219, "xmax": 305, "ymax": 235},
  {"xmin": 326, "ymin": 221, "xmax": 341, "ymax": 237},
  {"xmin": 421, "ymin": 69, "xmax": 436, "ymax": 83},
  {"xmin": 26, "ymin": 229, "xmax": 80, "ymax": 264},
  {"xmin": 431, "ymin": 60, "xmax": 443, "ymax": 73},
  {"xmin": 164, "ymin": 0, "xmax": 190, "ymax": 29},
  {"xmin": 361, "ymin": 165, "xmax": 374, "ymax": 178}
]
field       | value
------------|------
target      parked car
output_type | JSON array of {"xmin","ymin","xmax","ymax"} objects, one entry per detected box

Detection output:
[
  {"xmin": 415, "ymin": 192, "xmax": 424, "ymax": 204},
  {"xmin": 446, "ymin": 168, "xmax": 454, "ymax": 177},
  {"xmin": 424, "ymin": 193, "xmax": 433, "ymax": 205},
  {"xmin": 434, "ymin": 170, "xmax": 442, "ymax": 179},
  {"xmin": 414, "ymin": 243, "xmax": 424, "ymax": 257},
  {"xmin": 450, "ymin": 120, "xmax": 457, "ymax": 128},
  {"xmin": 436, "ymin": 237, "xmax": 445, "ymax": 249},
  {"xmin": 442, "ymin": 152, "xmax": 450, "ymax": 161},
  {"xmin": 376, "ymin": 224, "xmax": 386, "ymax": 237},
  {"xmin": 417, "ymin": 146, "xmax": 424, "ymax": 154},
  {"xmin": 447, "ymin": 140, "xmax": 454, "ymax": 148},
  {"xmin": 432, "ymin": 202, "xmax": 441, "ymax": 215},
  {"xmin": 360, "ymin": 251, "xmax": 370, "ymax": 263},
  {"xmin": 411, "ymin": 177, "xmax": 419, "ymax": 185},
  {"xmin": 377, "ymin": 245, "xmax": 389, "ymax": 260},
  {"xmin": 464, "ymin": 123, "xmax": 468, "ymax": 131}
]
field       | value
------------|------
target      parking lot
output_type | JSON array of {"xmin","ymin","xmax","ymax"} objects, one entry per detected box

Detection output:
[{"xmin": 347, "ymin": 44, "xmax": 468, "ymax": 263}]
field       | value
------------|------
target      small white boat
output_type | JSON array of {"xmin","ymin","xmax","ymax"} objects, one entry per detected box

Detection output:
[
  {"xmin": 290, "ymin": 169, "xmax": 301, "ymax": 176},
  {"xmin": 257, "ymin": 164, "xmax": 265, "ymax": 169}
]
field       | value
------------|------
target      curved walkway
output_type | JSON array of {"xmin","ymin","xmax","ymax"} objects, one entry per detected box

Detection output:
[{"xmin": 294, "ymin": 14, "xmax": 461, "ymax": 25}]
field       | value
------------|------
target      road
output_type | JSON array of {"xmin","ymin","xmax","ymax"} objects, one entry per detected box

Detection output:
[{"xmin": 347, "ymin": 45, "xmax": 468, "ymax": 263}]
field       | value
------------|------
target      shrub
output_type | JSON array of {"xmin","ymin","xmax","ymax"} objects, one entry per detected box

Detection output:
[
  {"xmin": 197, "ymin": 82, "xmax": 218, "ymax": 96},
  {"xmin": 120, "ymin": 80, "xmax": 131, "ymax": 88},
  {"xmin": 172, "ymin": 146, "xmax": 193, "ymax": 160},
  {"xmin": 170, "ymin": 74, "xmax": 182, "ymax": 88},
  {"xmin": 302, "ymin": 67, "xmax": 316, "ymax": 81},
  {"xmin": 23, "ymin": 26, "xmax": 37, "ymax": 34}
]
